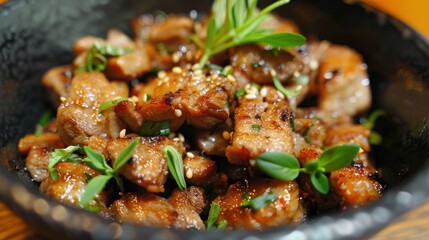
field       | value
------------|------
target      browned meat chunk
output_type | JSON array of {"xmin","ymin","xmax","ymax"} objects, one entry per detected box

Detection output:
[
  {"xmin": 25, "ymin": 146, "xmax": 51, "ymax": 182},
  {"xmin": 230, "ymin": 44, "xmax": 304, "ymax": 85},
  {"xmin": 18, "ymin": 133, "xmax": 64, "ymax": 154},
  {"xmin": 111, "ymin": 192, "xmax": 178, "ymax": 227},
  {"xmin": 41, "ymin": 65, "xmax": 73, "ymax": 107},
  {"xmin": 293, "ymin": 118, "xmax": 326, "ymax": 147},
  {"xmin": 226, "ymin": 96, "xmax": 294, "ymax": 165},
  {"xmin": 183, "ymin": 151, "xmax": 226, "ymax": 188},
  {"xmin": 215, "ymin": 179, "xmax": 304, "ymax": 229},
  {"xmin": 194, "ymin": 122, "xmax": 232, "ymax": 156},
  {"xmin": 107, "ymin": 136, "xmax": 185, "ymax": 193},
  {"xmin": 131, "ymin": 67, "xmax": 235, "ymax": 130},
  {"xmin": 168, "ymin": 187, "xmax": 206, "ymax": 230},
  {"xmin": 330, "ymin": 166, "xmax": 382, "ymax": 208},
  {"xmin": 86, "ymin": 135, "xmax": 109, "ymax": 158},
  {"xmin": 57, "ymin": 73, "xmax": 128, "ymax": 145},
  {"xmin": 114, "ymin": 100, "xmax": 143, "ymax": 132},
  {"xmin": 40, "ymin": 163, "xmax": 106, "ymax": 208},
  {"xmin": 318, "ymin": 45, "xmax": 371, "ymax": 116},
  {"xmin": 325, "ymin": 124, "xmax": 371, "ymax": 152}
]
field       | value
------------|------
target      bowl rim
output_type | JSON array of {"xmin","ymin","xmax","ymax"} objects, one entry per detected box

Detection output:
[{"xmin": 1, "ymin": 0, "xmax": 429, "ymax": 239}]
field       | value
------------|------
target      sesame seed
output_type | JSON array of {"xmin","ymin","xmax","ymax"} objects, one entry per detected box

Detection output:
[
  {"xmin": 276, "ymin": 91, "xmax": 285, "ymax": 99},
  {"xmin": 172, "ymin": 66, "xmax": 182, "ymax": 74},
  {"xmin": 60, "ymin": 97, "xmax": 66, "ymax": 102},
  {"xmin": 186, "ymin": 168, "xmax": 193, "ymax": 179},
  {"xmin": 358, "ymin": 148, "xmax": 364, "ymax": 153},
  {"xmin": 119, "ymin": 129, "xmax": 126, "ymax": 138},
  {"xmin": 260, "ymin": 87, "xmax": 268, "ymax": 97},
  {"xmin": 157, "ymin": 70, "xmax": 167, "ymax": 79},
  {"xmin": 211, "ymin": 73, "xmax": 219, "ymax": 79},
  {"xmin": 186, "ymin": 152, "xmax": 195, "ymax": 158},
  {"xmin": 227, "ymin": 74, "xmax": 236, "ymax": 82},
  {"xmin": 192, "ymin": 63, "xmax": 200, "ymax": 71},
  {"xmin": 174, "ymin": 109, "xmax": 183, "ymax": 117},
  {"xmin": 131, "ymin": 96, "xmax": 139, "ymax": 103},
  {"xmin": 142, "ymin": 94, "xmax": 149, "ymax": 102},
  {"xmin": 173, "ymin": 137, "xmax": 180, "ymax": 142},
  {"xmin": 293, "ymin": 71, "xmax": 300, "ymax": 78},
  {"xmin": 309, "ymin": 59, "xmax": 319, "ymax": 70},
  {"xmin": 245, "ymin": 94, "xmax": 257, "ymax": 99},
  {"xmin": 186, "ymin": 63, "xmax": 192, "ymax": 70},
  {"xmin": 270, "ymin": 68, "xmax": 277, "ymax": 77},
  {"xmin": 222, "ymin": 131, "xmax": 230, "ymax": 140},
  {"xmin": 249, "ymin": 159, "xmax": 256, "ymax": 166},
  {"xmin": 178, "ymin": 133, "xmax": 185, "ymax": 142},
  {"xmin": 172, "ymin": 53, "xmax": 181, "ymax": 63},
  {"xmin": 157, "ymin": 81, "xmax": 163, "ymax": 86},
  {"xmin": 193, "ymin": 69, "xmax": 203, "ymax": 76}
]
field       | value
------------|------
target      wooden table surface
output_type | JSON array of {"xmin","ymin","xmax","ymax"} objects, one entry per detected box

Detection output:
[{"xmin": 1, "ymin": 200, "xmax": 429, "ymax": 240}]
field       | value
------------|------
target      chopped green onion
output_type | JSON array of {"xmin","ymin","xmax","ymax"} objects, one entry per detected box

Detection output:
[
  {"xmin": 98, "ymin": 98, "xmax": 129, "ymax": 113},
  {"xmin": 139, "ymin": 120, "xmax": 171, "ymax": 136},
  {"xmin": 251, "ymin": 124, "xmax": 261, "ymax": 131},
  {"xmin": 34, "ymin": 109, "xmax": 54, "ymax": 136},
  {"xmin": 241, "ymin": 190, "xmax": 278, "ymax": 210},
  {"xmin": 234, "ymin": 88, "xmax": 246, "ymax": 98},
  {"xmin": 163, "ymin": 146, "xmax": 186, "ymax": 190}
]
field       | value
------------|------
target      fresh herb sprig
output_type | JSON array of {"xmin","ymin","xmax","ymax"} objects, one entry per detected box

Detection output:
[
  {"xmin": 80, "ymin": 138, "xmax": 139, "ymax": 208},
  {"xmin": 98, "ymin": 98, "xmax": 130, "ymax": 113},
  {"xmin": 206, "ymin": 202, "xmax": 228, "ymax": 230},
  {"xmin": 273, "ymin": 75, "xmax": 301, "ymax": 98},
  {"xmin": 241, "ymin": 190, "xmax": 277, "ymax": 210},
  {"xmin": 74, "ymin": 42, "xmax": 133, "ymax": 74},
  {"xmin": 139, "ymin": 120, "xmax": 171, "ymax": 136},
  {"xmin": 163, "ymin": 146, "xmax": 187, "ymax": 190},
  {"xmin": 191, "ymin": 0, "xmax": 306, "ymax": 68},
  {"xmin": 255, "ymin": 144, "xmax": 360, "ymax": 194},
  {"xmin": 360, "ymin": 110, "xmax": 386, "ymax": 145},
  {"xmin": 34, "ymin": 110, "xmax": 54, "ymax": 136}
]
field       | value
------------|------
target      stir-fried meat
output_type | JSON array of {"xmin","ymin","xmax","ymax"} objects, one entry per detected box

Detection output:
[
  {"xmin": 168, "ymin": 187, "xmax": 206, "ymax": 230},
  {"xmin": 293, "ymin": 118, "xmax": 326, "ymax": 147},
  {"xmin": 41, "ymin": 65, "xmax": 73, "ymax": 107},
  {"xmin": 318, "ymin": 45, "xmax": 371, "ymax": 116},
  {"xmin": 226, "ymin": 96, "xmax": 294, "ymax": 165},
  {"xmin": 215, "ymin": 179, "xmax": 304, "ymax": 229},
  {"xmin": 40, "ymin": 163, "xmax": 107, "ymax": 208},
  {"xmin": 230, "ymin": 44, "xmax": 304, "ymax": 85},
  {"xmin": 114, "ymin": 100, "xmax": 143, "ymax": 132},
  {"xmin": 25, "ymin": 146, "xmax": 51, "ymax": 182},
  {"xmin": 183, "ymin": 151, "xmax": 226, "ymax": 189},
  {"xmin": 261, "ymin": 14, "xmax": 300, "ymax": 34},
  {"xmin": 330, "ymin": 166, "xmax": 382, "ymax": 208},
  {"xmin": 325, "ymin": 124, "xmax": 371, "ymax": 152},
  {"xmin": 18, "ymin": 133, "xmax": 64, "ymax": 154},
  {"xmin": 86, "ymin": 135, "xmax": 109, "ymax": 157},
  {"xmin": 107, "ymin": 136, "xmax": 185, "ymax": 193},
  {"xmin": 194, "ymin": 121, "xmax": 232, "ymax": 156},
  {"xmin": 111, "ymin": 192, "xmax": 178, "ymax": 227},
  {"xmin": 57, "ymin": 73, "xmax": 128, "ymax": 146},
  {"xmin": 131, "ymin": 67, "xmax": 235, "ymax": 130},
  {"xmin": 294, "ymin": 107, "xmax": 353, "ymax": 127}
]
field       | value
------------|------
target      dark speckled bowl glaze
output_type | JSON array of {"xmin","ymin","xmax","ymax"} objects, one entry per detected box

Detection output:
[{"xmin": 1, "ymin": 0, "xmax": 429, "ymax": 239}]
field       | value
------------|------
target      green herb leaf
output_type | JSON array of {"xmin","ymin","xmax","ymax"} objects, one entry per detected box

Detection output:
[
  {"xmin": 217, "ymin": 220, "xmax": 228, "ymax": 230},
  {"xmin": 310, "ymin": 171, "xmax": 329, "ymax": 194},
  {"xmin": 139, "ymin": 120, "xmax": 171, "ymax": 136},
  {"xmin": 83, "ymin": 146, "xmax": 110, "ymax": 175},
  {"xmin": 98, "ymin": 98, "xmax": 129, "ymax": 113},
  {"xmin": 273, "ymin": 75, "xmax": 301, "ymax": 97},
  {"xmin": 303, "ymin": 160, "xmax": 320, "ymax": 175},
  {"xmin": 113, "ymin": 138, "xmax": 139, "ymax": 172},
  {"xmin": 34, "ymin": 110, "xmax": 54, "ymax": 136},
  {"xmin": 318, "ymin": 144, "xmax": 360, "ymax": 172},
  {"xmin": 80, "ymin": 175, "xmax": 112, "ymax": 207},
  {"xmin": 255, "ymin": 152, "xmax": 300, "ymax": 181},
  {"xmin": 369, "ymin": 132, "xmax": 382, "ymax": 145},
  {"xmin": 163, "ymin": 146, "xmax": 187, "ymax": 190},
  {"xmin": 361, "ymin": 110, "xmax": 385, "ymax": 130},
  {"xmin": 193, "ymin": 0, "xmax": 306, "ymax": 68},
  {"xmin": 241, "ymin": 190, "xmax": 277, "ymax": 210},
  {"xmin": 251, "ymin": 124, "xmax": 261, "ymax": 131},
  {"xmin": 206, "ymin": 202, "xmax": 222, "ymax": 231},
  {"xmin": 48, "ymin": 145, "xmax": 81, "ymax": 181}
]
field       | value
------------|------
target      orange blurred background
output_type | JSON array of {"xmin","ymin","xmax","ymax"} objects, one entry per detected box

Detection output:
[{"xmin": 362, "ymin": 0, "xmax": 428, "ymax": 37}]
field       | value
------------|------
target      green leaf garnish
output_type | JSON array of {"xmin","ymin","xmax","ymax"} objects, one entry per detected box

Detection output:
[
  {"xmin": 80, "ymin": 175, "xmax": 111, "ymax": 208},
  {"xmin": 163, "ymin": 146, "xmax": 187, "ymax": 190},
  {"xmin": 255, "ymin": 144, "xmax": 360, "ymax": 194},
  {"xmin": 98, "ymin": 98, "xmax": 129, "ymax": 113},
  {"xmin": 34, "ymin": 109, "xmax": 54, "ymax": 136},
  {"xmin": 139, "ymin": 120, "xmax": 171, "ymax": 136},
  {"xmin": 241, "ymin": 190, "xmax": 277, "ymax": 210},
  {"xmin": 273, "ymin": 75, "xmax": 301, "ymax": 97},
  {"xmin": 83, "ymin": 147, "xmax": 109, "ymax": 175},
  {"xmin": 48, "ymin": 145, "xmax": 81, "ymax": 181},
  {"xmin": 113, "ymin": 138, "xmax": 139, "ymax": 171},
  {"xmin": 361, "ymin": 110, "xmax": 385, "ymax": 145},
  {"xmin": 191, "ymin": 0, "xmax": 306, "ymax": 68},
  {"xmin": 255, "ymin": 152, "xmax": 300, "ymax": 181},
  {"xmin": 206, "ymin": 202, "xmax": 227, "ymax": 230},
  {"xmin": 74, "ymin": 42, "xmax": 133, "ymax": 74},
  {"xmin": 251, "ymin": 124, "xmax": 261, "ymax": 131}
]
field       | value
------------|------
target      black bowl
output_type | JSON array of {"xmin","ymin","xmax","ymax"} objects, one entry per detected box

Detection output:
[{"xmin": 1, "ymin": 0, "xmax": 429, "ymax": 239}]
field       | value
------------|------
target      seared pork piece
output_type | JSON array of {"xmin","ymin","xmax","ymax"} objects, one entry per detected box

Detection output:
[
  {"xmin": 325, "ymin": 124, "xmax": 371, "ymax": 152},
  {"xmin": 57, "ymin": 73, "xmax": 128, "ymax": 146},
  {"xmin": 18, "ymin": 133, "xmax": 64, "ymax": 154},
  {"xmin": 25, "ymin": 146, "xmax": 51, "ymax": 182},
  {"xmin": 215, "ymin": 179, "xmax": 304, "ymax": 229},
  {"xmin": 114, "ymin": 100, "xmax": 143, "ymax": 132},
  {"xmin": 230, "ymin": 44, "xmax": 304, "ymax": 85},
  {"xmin": 41, "ymin": 65, "xmax": 73, "ymax": 107},
  {"xmin": 294, "ymin": 107, "xmax": 353, "ymax": 127},
  {"xmin": 107, "ymin": 136, "xmax": 185, "ymax": 193},
  {"xmin": 40, "ymin": 163, "xmax": 107, "ymax": 208},
  {"xmin": 318, "ymin": 45, "xmax": 371, "ymax": 116},
  {"xmin": 261, "ymin": 14, "xmax": 300, "ymax": 34},
  {"xmin": 86, "ymin": 135, "xmax": 109, "ymax": 158},
  {"xmin": 194, "ymin": 122, "xmax": 232, "ymax": 156},
  {"xmin": 293, "ymin": 118, "xmax": 326, "ymax": 147},
  {"xmin": 330, "ymin": 166, "xmax": 382, "ymax": 208},
  {"xmin": 226, "ymin": 96, "xmax": 294, "ymax": 165},
  {"xmin": 168, "ymin": 187, "xmax": 206, "ymax": 230},
  {"xmin": 111, "ymin": 192, "xmax": 178, "ymax": 227},
  {"xmin": 132, "ymin": 67, "xmax": 235, "ymax": 130}
]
